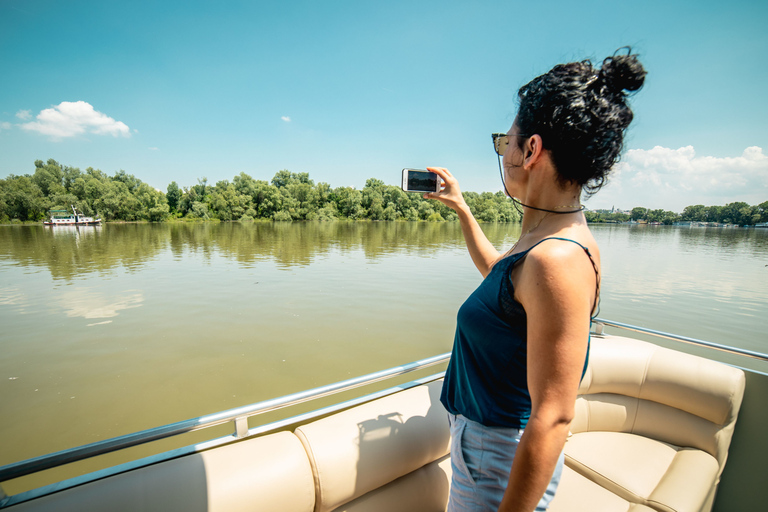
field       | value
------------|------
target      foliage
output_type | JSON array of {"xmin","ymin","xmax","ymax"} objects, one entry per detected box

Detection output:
[
  {"xmin": 679, "ymin": 202, "xmax": 766, "ymax": 226},
  {"xmin": 165, "ymin": 169, "xmax": 518, "ymax": 223},
  {"xmin": 0, "ymin": 159, "xmax": 170, "ymax": 223},
  {"xmin": 585, "ymin": 210, "xmax": 630, "ymax": 223},
  {"xmin": 636, "ymin": 202, "xmax": 768, "ymax": 226},
  {"xmin": 2, "ymin": 160, "xmax": 766, "ymax": 225}
]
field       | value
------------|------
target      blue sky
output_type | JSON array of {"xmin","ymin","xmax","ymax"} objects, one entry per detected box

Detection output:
[{"xmin": 1, "ymin": 0, "xmax": 766, "ymax": 212}]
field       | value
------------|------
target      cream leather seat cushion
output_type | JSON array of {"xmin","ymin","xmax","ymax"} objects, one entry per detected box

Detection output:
[
  {"xmin": 295, "ymin": 380, "xmax": 449, "ymax": 512},
  {"xmin": 10, "ymin": 431, "xmax": 315, "ymax": 512},
  {"xmin": 576, "ymin": 337, "xmax": 744, "ymax": 469},
  {"xmin": 565, "ymin": 432, "xmax": 718, "ymax": 512},
  {"xmin": 564, "ymin": 336, "xmax": 745, "ymax": 512},
  {"xmin": 549, "ymin": 465, "xmax": 659, "ymax": 512},
  {"xmin": 332, "ymin": 455, "xmax": 451, "ymax": 512}
]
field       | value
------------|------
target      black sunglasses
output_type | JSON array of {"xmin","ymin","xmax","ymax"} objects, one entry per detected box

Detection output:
[{"xmin": 492, "ymin": 132, "xmax": 528, "ymax": 156}]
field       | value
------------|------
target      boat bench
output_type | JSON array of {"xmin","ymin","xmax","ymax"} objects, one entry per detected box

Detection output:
[
  {"xmin": 549, "ymin": 336, "xmax": 745, "ymax": 512},
  {"xmin": 9, "ymin": 336, "xmax": 744, "ymax": 512}
]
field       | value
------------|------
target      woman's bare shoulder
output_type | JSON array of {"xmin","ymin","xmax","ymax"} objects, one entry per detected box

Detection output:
[
  {"xmin": 527, "ymin": 232, "xmax": 599, "ymax": 268},
  {"xmin": 515, "ymin": 232, "xmax": 600, "ymax": 302}
]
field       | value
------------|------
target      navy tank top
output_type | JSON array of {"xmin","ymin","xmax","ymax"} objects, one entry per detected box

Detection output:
[{"xmin": 440, "ymin": 237, "xmax": 598, "ymax": 428}]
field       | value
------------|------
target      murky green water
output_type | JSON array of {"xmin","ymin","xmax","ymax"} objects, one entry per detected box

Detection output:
[{"xmin": 1, "ymin": 222, "xmax": 766, "ymax": 489}]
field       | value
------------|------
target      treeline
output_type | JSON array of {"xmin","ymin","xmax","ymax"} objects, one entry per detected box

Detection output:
[
  {"xmin": 0, "ymin": 159, "xmax": 520, "ymax": 223},
  {"xmin": 4, "ymin": 159, "xmax": 764, "ymax": 226},
  {"xmin": 586, "ymin": 204, "xmax": 768, "ymax": 226}
]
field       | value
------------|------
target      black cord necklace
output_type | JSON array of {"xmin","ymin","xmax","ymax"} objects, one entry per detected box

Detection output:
[{"xmin": 497, "ymin": 155, "xmax": 585, "ymax": 215}]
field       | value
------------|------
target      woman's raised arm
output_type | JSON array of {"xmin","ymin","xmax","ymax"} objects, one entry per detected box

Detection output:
[{"xmin": 424, "ymin": 166, "xmax": 501, "ymax": 277}]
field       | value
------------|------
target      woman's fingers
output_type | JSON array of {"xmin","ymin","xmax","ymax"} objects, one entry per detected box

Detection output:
[
  {"xmin": 423, "ymin": 167, "xmax": 466, "ymax": 210},
  {"xmin": 427, "ymin": 166, "xmax": 452, "ymax": 182}
]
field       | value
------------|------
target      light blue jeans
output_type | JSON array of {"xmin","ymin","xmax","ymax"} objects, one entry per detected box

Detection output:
[{"xmin": 447, "ymin": 413, "xmax": 564, "ymax": 512}]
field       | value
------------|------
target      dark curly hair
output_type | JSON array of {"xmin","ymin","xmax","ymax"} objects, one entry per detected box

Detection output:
[{"xmin": 515, "ymin": 48, "xmax": 646, "ymax": 197}]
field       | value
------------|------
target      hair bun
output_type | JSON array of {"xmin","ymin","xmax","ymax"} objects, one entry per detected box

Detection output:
[{"xmin": 599, "ymin": 51, "xmax": 646, "ymax": 93}]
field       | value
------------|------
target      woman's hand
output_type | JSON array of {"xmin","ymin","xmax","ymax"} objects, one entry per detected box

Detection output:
[
  {"xmin": 424, "ymin": 166, "xmax": 501, "ymax": 276},
  {"xmin": 423, "ymin": 167, "xmax": 468, "ymax": 213}
]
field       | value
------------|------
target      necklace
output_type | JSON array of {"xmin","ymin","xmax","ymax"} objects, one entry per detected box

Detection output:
[
  {"xmin": 510, "ymin": 197, "xmax": 584, "ymax": 214},
  {"xmin": 506, "ymin": 212, "xmax": 554, "ymax": 255},
  {"xmin": 506, "ymin": 206, "xmax": 582, "ymax": 255}
]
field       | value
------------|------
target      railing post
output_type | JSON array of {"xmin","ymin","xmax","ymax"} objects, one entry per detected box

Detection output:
[{"xmin": 234, "ymin": 417, "xmax": 248, "ymax": 439}]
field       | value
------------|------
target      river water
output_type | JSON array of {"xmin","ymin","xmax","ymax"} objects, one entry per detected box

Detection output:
[{"xmin": 1, "ymin": 222, "xmax": 766, "ymax": 490}]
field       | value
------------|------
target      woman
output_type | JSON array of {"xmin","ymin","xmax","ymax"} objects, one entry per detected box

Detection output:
[{"xmin": 425, "ymin": 50, "xmax": 646, "ymax": 511}]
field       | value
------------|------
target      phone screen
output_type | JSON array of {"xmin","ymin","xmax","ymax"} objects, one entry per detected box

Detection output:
[{"xmin": 404, "ymin": 170, "xmax": 438, "ymax": 192}]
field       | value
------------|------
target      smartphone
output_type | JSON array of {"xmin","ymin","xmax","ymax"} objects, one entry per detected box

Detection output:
[{"xmin": 401, "ymin": 168, "xmax": 440, "ymax": 193}]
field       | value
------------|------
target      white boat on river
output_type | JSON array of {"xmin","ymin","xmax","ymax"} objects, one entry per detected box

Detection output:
[
  {"xmin": 0, "ymin": 319, "xmax": 765, "ymax": 512},
  {"xmin": 43, "ymin": 206, "xmax": 101, "ymax": 226}
]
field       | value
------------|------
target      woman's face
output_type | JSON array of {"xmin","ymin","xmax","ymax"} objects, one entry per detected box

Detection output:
[{"xmin": 501, "ymin": 122, "xmax": 526, "ymax": 197}]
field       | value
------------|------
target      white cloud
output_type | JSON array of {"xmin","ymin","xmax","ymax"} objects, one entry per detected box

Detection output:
[
  {"xmin": 15, "ymin": 109, "xmax": 31, "ymax": 120},
  {"xmin": 0, "ymin": 122, "xmax": 11, "ymax": 130},
  {"xmin": 20, "ymin": 101, "xmax": 131, "ymax": 139},
  {"xmin": 592, "ymin": 146, "xmax": 768, "ymax": 211},
  {"xmin": 148, "ymin": 147, "xmax": 159, "ymax": 151},
  {"xmin": 281, "ymin": 116, "xmax": 291, "ymax": 122}
]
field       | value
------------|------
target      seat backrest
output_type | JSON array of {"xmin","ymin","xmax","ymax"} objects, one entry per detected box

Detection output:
[
  {"xmin": 572, "ymin": 336, "xmax": 746, "ymax": 474},
  {"xmin": 10, "ymin": 431, "xmax": 315, "ymax": 512},
  {"xmin": 294, "ymin": 379, "xmax": 450, "ymax": 512}
]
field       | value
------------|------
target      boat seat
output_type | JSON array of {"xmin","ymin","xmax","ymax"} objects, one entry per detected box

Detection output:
[
  {"xmin": 550, "ymin": 336, "xmax": 745, "ymax": 512},
  {"xmin": 4, "ymin": 337, "xmax": 746, "ymax": 512},
  {"xmin": 550, "ymin": 465, "xmax": 660, "ymax": 512},
  {"xmin": 294, "ymin": 379, "xmax": 451, "ymax": 512},
  {"xmin": 9, "ymin": 431, "xmax": 315, "ymax": 512}
]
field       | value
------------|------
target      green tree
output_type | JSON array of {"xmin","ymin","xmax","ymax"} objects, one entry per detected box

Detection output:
[
  {"xmin": 757, "ymin": 201, "xmax": 768, "ymax": 223},
  {"xmin": 706, "ymin": 206, "xmax": 722, "ymax": 223},
  {"xmin": 332, "ymin": 187, "xmax": 364, "ymax": 219},
  {"xmin": 630, "ymin": 207, "xmax": 648, "ymax": 221},
  {"xmin": 681, "ymin": 205, "xmax": 706, "ymax": 222},
  {"xmin": 112, "ymin": 170, "xmax": 141, "ymax": 194},
  {"xmin": 190, "ymin": 201, "xmax": 210, "ymax": 219},
  {"xmin": 166, "ymin": 181, "xmax": 182, "ymax": 212},
  {"xmin": 0, "ymin": 175, "xmax": 47, "ymax": 221},
  {"xmin": 721, "ymin": 202, "xmax": 752, "ymax": 225},
  {"xmin": 32, "ymin": 159, "xmax": 64, "ymax": 197},
  {"xmin": 62, "ymin": 164, "xmax": 83, "ymax": 192},
  {"xmin": 271, "ymin": 170, "xmax": 312, "ymax": 189}
]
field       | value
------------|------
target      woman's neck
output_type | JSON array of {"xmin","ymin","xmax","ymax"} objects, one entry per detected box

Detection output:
[{"xmin": 517, "ymin": 191, "xmax": 582, "ymax": 234}]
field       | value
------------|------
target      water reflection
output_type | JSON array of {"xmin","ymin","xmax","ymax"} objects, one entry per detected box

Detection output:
[
  {"xmin": 59, "ymin": 288, "xmax": 144, "ymax": 325},
  {"xmin": 590, "ymin": 224, "xmax": 768, "ymax": 351},
  {"xmin": 0, "ymin": 286, "xmax": 25, "ymax": 307},
  {"xmin": 1, "ymin": 221, "xmax": 766, "ymax": 490},
  {"xmin": 0, "ymin": 222, "xmax": 522, "ymax": 279}
]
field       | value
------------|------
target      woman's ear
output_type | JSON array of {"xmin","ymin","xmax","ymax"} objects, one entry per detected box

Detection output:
[{"xmin": 523, "ymin": 134, "xmax": 545, "ymax": 168}]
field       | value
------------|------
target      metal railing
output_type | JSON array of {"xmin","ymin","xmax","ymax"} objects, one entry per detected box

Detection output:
[
  {"xmin": 0, "ymin": 352, "xmax": 450, "ymax": 485},
  {"xmin": 592, "ymin": 318, "xmax": 768, "ymax": 362},
  {"xmin": 2, "ymin": 318, "xmax": 766, "ymax": 506}
]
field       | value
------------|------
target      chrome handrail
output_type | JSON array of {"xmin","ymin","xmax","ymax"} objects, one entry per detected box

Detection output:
[
  {"xmin": 1, "ymin": 372, "xmax": 448, "ymax": 509},
  {"xmin": 3, "ymin": 318, "xmax": 766, "ymax": 487},
  {"xmin": 0, "ymin": 352, "xmax": 450, "ymax": 483},
  {"xmin": 593, "ymin": 318, "xmax": 768, "ymax": 362}
]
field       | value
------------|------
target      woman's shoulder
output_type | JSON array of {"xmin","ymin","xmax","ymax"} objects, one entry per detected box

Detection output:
[
  {"xmin": 532, "ymin": 229, "xmax": 596, "ymax": 251},
  {"xmin": 523, "ymin": 230, "xmax": 600, "ymax": 274}
]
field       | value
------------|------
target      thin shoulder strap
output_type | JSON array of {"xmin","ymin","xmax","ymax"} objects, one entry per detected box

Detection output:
[{"xmin": 522, "ymin": 237, "xmax": 601, "ymax": 317}]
